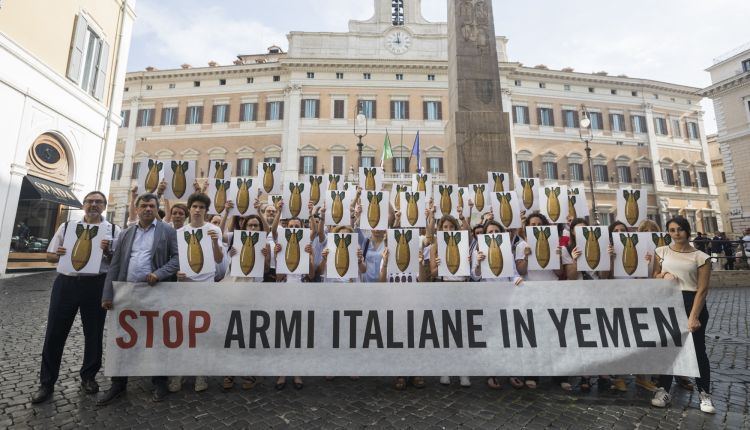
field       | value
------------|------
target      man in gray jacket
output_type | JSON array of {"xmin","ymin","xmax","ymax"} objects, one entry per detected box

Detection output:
[{"xmin": 96, "ymin": 193, "xmax": 179, "ymax": 405}]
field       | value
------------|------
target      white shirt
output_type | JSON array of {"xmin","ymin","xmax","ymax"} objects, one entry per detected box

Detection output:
[
  {"xmin": 514, "ymin": 238, "xmax": 573, "ymax": 281},
  {"xmin": 48, "ymin": 219, "xmax": 121, "ymax": 276}
]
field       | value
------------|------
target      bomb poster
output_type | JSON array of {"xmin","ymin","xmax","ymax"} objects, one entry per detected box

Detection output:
[
  {"xmin": 361, "ymin": 190, "xmax": 389, "ymax": 230},
  {"xmin": 207, "ymin": 160, "xmax": 232, "ymax": 182},
  {"xmin": 487, "ymin": 172, "xmax": 511, "ymax": 194},
  {"xmin": 490, "ymin": 192, "xmax": 522, "ymax": 229},
  {"xmin": 433, "ymin": 184, "xmax": 459, "ymax": 219},
  {"xmin": 277, "ymin": 228, "xmax": 311, "ymax": 276},
  {"xmin": 258, "ymin": 162, "xmax": 282, "ymax": 195},
  {"xmin": 227, "ymin": 177, "xmax": 259, "ymax": 217},
  {"xmin": 324, "ymin": 190, "xmax": 352, "ymax": 227},
  {"xmin": 613, "ymin": 232, "xmax": 651, "ymax": 278},
  {"xmin": 514, "ymin": 177, "xmax": 540, "ymax": 212},
  {"xmin": 457, "ymin": 187, "xmax": 469, "ymax": 210},
  {"xmin": 468, "ymin": 184, "xmax": 489, "ymax": 214},
  {"xmin": 617, "ymin": 187, "xmax": 647, "ymax": 228},
  {"xmin": 137, "ymin": 159, "xmax": 165, "ymax": 194},
  {"xmin": 391, "ymin": 184, "xmax": 410, "ymax": 212},
  {"xmin": 567, "ymin": 186, "xmax": 590, "ymax": 219},
  {"xmin": 477, "ymin": 233, "xmax": 514, "ymax": 279},
  {"xmin": 229, "ymin": 230, "xmax": 267, "ymax": 278},
  {"xmin": 281, "ymin": 181, "xmax": 311, "ymax": 219},
  {"xmin": 539, "ymin": 185, "xmax": 569, "ymax": 224},
  {"xmin": 359, "ymin": 167, "xmax": 384, "ymax": 191},
  {"xmin": 327, "ymin": 174, "xmax": 344, "ymax": 191},
  {"xmin": 525, "ymin": 226, "xmax": 560, "ymax": 271},
  {"xmin": 307, "ymin": 175, "xmax": 329, "ymax": 208},
  {"xmin": 267, "ymin": 194, "xmax": 283, "ymax": 208},
  {"xmin": 162, "ymin": 160, "xmax": 197, "ymax": 201},
  {"xmin": 326, "ymin": 233, "xmax": 358, "ymax": 280},
  {"xmin": 399, "ymin": 190, "xmax": 426, "ymax": 228},
  {"xmin": 574, "ymin": 226, "xmax": 610, "ymax": 272},
  {"xmin": 437, "ymin": 230, "xmax": 470, "ymax": 277},
  {"xmin": 57, "ymin": 222, "xmax": 106, "ymax": 274},
  {"xmin": 411, "ymin": 173, "xmax": 433, "ymax": 199},
  {"xmin": 206, "ymin": 179, "xmax": 232, "ymax": 215},
  {"xmin": 387, "ymin": 229, "xmax": 420, "ymax": 275},
  {"xmin": 177, "ymin": 225, "xmax": 217, "ymax": 278},
  {"xmin": 649, "ymin": 232, "xmax": 672, "ymax": 250}
]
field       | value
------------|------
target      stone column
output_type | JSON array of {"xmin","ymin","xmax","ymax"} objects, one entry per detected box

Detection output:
[{"xmin": 282, "ymin": 84, "xmax": 302, "ymax": 183}]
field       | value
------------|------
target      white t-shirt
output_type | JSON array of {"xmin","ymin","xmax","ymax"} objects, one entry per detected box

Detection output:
[
  {"xmin": 655, "ymin": 246, "xmax": 710, "ymax": 292},
  {"xmin": 514, "ymin": 238, "xmax": 573, "ymax": 281},
  {"xmin": 743, "ymin": 235, "xmax": 750, "ymax": 252}
]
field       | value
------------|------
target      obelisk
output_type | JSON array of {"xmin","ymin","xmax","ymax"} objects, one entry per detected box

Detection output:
[{"xmin": 446, "ymin": 0, "xmax": 512, "ymax": 185}]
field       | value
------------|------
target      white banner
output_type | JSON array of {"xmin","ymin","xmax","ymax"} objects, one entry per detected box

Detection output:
[{"xmin": 105, "ymin": 280, "xmax": 699, "ymax": 377}]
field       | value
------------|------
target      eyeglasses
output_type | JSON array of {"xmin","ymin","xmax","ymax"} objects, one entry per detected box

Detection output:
[{"xmin": 84, "ymin": 199, "xmax": 105, "ymax": 205}]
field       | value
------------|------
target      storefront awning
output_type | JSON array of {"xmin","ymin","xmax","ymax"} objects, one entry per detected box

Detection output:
[{"xmin": 21, "ymin": 175, "xmax": 82, "ymax": 208}]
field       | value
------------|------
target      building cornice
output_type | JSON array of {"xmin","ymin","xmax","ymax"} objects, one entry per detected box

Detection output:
[{"xmin": 698, "ymin": 70, "xmax": 750, "ymax": 97}]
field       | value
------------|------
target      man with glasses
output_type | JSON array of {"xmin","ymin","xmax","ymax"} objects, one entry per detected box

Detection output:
[{"xmin": 32, "ymin": 192, "xmax": 121, "ymax": 403}]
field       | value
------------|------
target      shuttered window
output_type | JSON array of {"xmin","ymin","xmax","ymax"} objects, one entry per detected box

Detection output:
[
  {"xmin": 239, "ymin": 103, "xmax": 258, "ymax": 122},
  {"xmin": 333, "ymin": 100, "xmax": 345, "ymax": 119},
  {"xmin": 423, "ymin": 101, "xmax": 442, "ymax": 120},
  {"xmin": 66, "ymin": 14, "xmax": 109, "ymax": 100}
]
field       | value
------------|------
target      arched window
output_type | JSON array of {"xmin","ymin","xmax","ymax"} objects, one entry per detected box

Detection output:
[{"xmin": 392, "ymin": 0, "xmax": 404, "ymax": 26}]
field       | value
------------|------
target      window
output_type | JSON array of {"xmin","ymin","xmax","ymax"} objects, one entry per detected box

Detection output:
[
  {"xmin": 212, "ymin": 104, "xmax": 229, "ymax": 123},
  {"xmin": 300, "ymin": 156, "xmax": 316, "ymax": 174},
  {"xmin": 273, "ymin": 75, "xmax": 281, "ymax": 82},
  {"xmin": 680, "ymin": 170, "xmax": 692, "ymax": 187},
  {"xmin": 721, "ymin": 171, "xmax": 726, "ymax": 183},
  {"xmin": 336, "ymin": 72, "xmax": 344, "ymax": 80},
  {"xmin": 219, "ymin": 79, "xmax": 226, "ymax": 86},
  {"xmin": 672, "ymin": 119, "xmax": 681, "ymax": 137},
  {"xmin": 145, "ymin": 85, "xmax": 153, "ymax": 90},
  {"xmin": 161, "ymin": 107, "xmax": 178, "ymax": 126},
  {"xmin": 543, "ymin": 161, "xmax": 558, "ymax": 179},
  {"xmin": 569, "ymin": 163, "xmax": 584, "ymax": 181},
  {"xmin": 639, "ymin": 167, "xmax": 654, "ymax": 184},
  {"xmin": 358, "ymin": 100, "xmax": 376, "ymax": 119},
  {"xmin": 617, "ymin": 166, "xmax": 632, "ymax": 183},
  {"xmin": 240, "ymin": 103, "xmax": 257, "ymax": 122},
  {"xmin": 423, "ymin": 101, "xmax": 442, "ymax": 120},
  {"xmin": 169, "ymin": 83, "xmax": 176, "ymax": 89},
  {"xmin": 428, "ymin": 157, "xmax": 443, "ymax": 174},
  {"xmin": 427, "ymin": 74, "xmax": 435, "ymax": 81},
  {"xmin": 589, "ymin": 112, "xmax": 603, "ymax": 130},
  {"xmin": 687, "ymin": 122, "xmax": 699, "ymax": 139},
  {"xmin": 631, "ymin": 91, "xmax": 638, "ymax": 97},
  {"xmin": 236, "ymin": 158, "xmax": 253, "ymax": 177},
  {"xmin": 306, "ymin": 72, "xmax": 315, "ymax": 79},
  {"xmin": 698, "ymin": 171, "xmax": 709, "ymax": 188},
  {"xmin": 563, "ymin": 110, "xmax": 578, "ymax": 128},
  {"xmin": 362, "ymin": 157, "xmax": 375, "ymax": 168},
  {"xmin": 514, "ymin": 80, "xmax": 521, "ymax": 86},
  {"xmin": 124, "ymin": 87, "xmax": 129, "ymax": 92},
  {"xmin": 333, "ymin": 100, "xmax": 345, "ymax": 119},
  {"xmin": 702, "ymin": 215, "xmax": 718, "ymax": 233},
  {"xmin": 185, "ymin": 106, "xmax": 203, "ymax": 125},
  {"xmin": 131, "ymin": 162, "xmax": 140, "ymax": 179},
  {"xmin": 653, "ymin": 93, "xmax": 659, "ymax": 100},
  {"xmin": 611, "ymin": 89, "xmax": 617, "ymax": 95},
  {"xmin": 120, "ymin": 110, "xmax": 130, "ymax": 128},
  {"xmin": 363, "ymin": 73, "xmax": 371, "ymax": 80},
  {"xmin": 301, "ymin": 99, "xmax": 320, "ymax": 119},
  {"xmin": 599, "ymin": 212, "xmax": 613, "ymax": 226},
  {"xmin": 518, "ymin": 160, "xmax": 533, "ymax": 178},
  {"xmin": 512, "ymin": 105, "xmax": 530, "ymax": 124},
  {"xmin": 539, "ymin": 82, "xmax": 546, "ymax": 89},
  {"xmin": 594, "ymin": 164, "xmax": 609, "ymax": 182},
  {"xmin": 632, "ymin": 115, "xmax": 648, "ymax": 133},
  {"xmin": 395, "ymin": 74, "xmax": 403, "ymax": 80},
  {"xmin": 564, "ymin": 84, "xmax": 571, "ymax": 91},
  {"xmin": 588, "ymin": 87, "xmax": 595, "ymax": 93},
  {"xmin": 662, "ymin": 168, "xmax": 675, "ymax": 185},
  {"xmin": 247, "ymin": 77, "xmax": 254, "ymax": 84},
  {"xmin": 332, "ymin": 156, "xmax": 344, "ymax": 174},
  {"xmin": 743, "ymin": 59, "xmax": 750, "ymax": 72},
  {"xmin": 610, "ymin": 113, "xmax": 625, "ymax": 132},
  {"xmin": 392, "ymin": 0, "xmax": 404, "ymax": 25},
  {"xmin": 66, "ymin": 15, "xmax": 109, "ymax": 100},
  {"xmin": 194, "ymin": 81, "xmax": 200, "ymax": 87},
  {"xmin": 654, "ymin": 117, "xmax": 668, "ymax": 135},
  {"xmin": 538, "ymin": 108, "xmax": 554, "ymax": 126},
  {"xmin": 390, "ymin": 100, "xmax": 409, "ymax": 120},
  {"xmin": 266, "ymin": 101, "xmax": 284, "ymax": 120},
  {"xmin": 111, "ymin": 163, "xmax": 122, "ymax": 180},
  {"xmin": 136, "ymin": 108, "xmax": 155, "ymax": 127},
  {"xmin": 392, "ymin": 157, "xmax": 408, "ymax": 173}
]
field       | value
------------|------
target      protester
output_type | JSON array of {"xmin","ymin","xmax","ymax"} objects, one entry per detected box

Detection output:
[{"xmin": 31, "ymin": 191, "xmax": 121, "ymax": 404}]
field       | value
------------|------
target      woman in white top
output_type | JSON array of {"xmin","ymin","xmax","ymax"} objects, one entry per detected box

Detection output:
[{"xmin": 651, "ymin": 216, "xmax": 715, "ymax": 414}]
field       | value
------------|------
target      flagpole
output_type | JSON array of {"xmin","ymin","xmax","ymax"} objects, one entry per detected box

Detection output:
[{"xmin": 400, "ymin": 126, "xmax": 404, "ymax": 174}]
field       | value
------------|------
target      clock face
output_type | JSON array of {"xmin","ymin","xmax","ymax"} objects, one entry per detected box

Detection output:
[{"xmin": 385, "ymin": 30, "xmax": 411, "ymax": 54}]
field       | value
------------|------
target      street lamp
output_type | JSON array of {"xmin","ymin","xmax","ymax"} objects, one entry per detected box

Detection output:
[
  {"xmin": 354, "ymin": 111, "xmax": 368, "ymax": 168},
  {"xmin": 579, "ymin": 105, "xmax": 599, "ymax": 224}
]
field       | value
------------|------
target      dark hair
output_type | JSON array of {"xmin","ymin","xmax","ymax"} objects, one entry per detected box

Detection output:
[
  {"xmin": 287, "ymin": 217, "xmax": 302, "ymax": 228},
  {"xmin": 171, "ymin": 203, "xmax": 188, "ymax": 217},
  {"xmin": 83, "ymin": 191, "xmax": 107, "ymax": 206},
  {"xmin": 438, "ymin": 215, "xmax": 460, "ymax": 231},
  {"xmin": 158, "ymin": 209, "xmax": 166, "ymax": 219},
  {"xmin": 567, "ymin": 218, "xmax": 587, "ymax": 250},
  {"xmin": 524, "ymin": 212, "xmax": 549, "ymax": 226},
  {"xmin": 135, "ymin": 193, "xmax": 160, "ymax": 209},
  {"xmin": 472, "ymin": 224, "xmax": 484, "ymax": 234},
  {"xmin": 483, "ymin": 219, "xmax": 505, "ymax": 233},
  {"xmin": 666, "ymin": 216, "xmax": 691, "ymax": 238},
  {"xmin": 242, "ymin": 214, "xmax": 264, "ymax": 230},
  {"xmin": 608, "ymin": 220, "xmax": 628, "ymax": 242},
  {"xmin": 187, "ymin": 193, "xmax": 211, "ymax": 209}
]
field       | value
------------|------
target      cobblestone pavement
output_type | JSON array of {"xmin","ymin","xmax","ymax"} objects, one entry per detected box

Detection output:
[{"xmin": 1, "ymin": 273, "xmax": 748, "ymax": 429}]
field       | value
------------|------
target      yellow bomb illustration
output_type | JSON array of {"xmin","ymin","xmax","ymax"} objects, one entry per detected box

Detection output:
[
  {"xmin": 394, "ymin": 229, "xmax": 413, "ymax": 273},
  {"xmin": 394, "ymin": 185, "xmax": 407, "ymax": 211},
  {"xmin": 484, "ymin": 234, "xmax": 504, "ymax": 277},
  {"xmin": 328, "ymin": 174, "xmax": 340, "ymax": 190},
  {"xmin": 439, "ymin": 185, "xmax": 454, "ymax": 215},
  {"xmin": 545, "ymin": 187, "xmax": 562, "ymax": 222},
  {"xmin": 651, "ymin": 233, "xmax": 672, "ymax": 248},
  {"xmin": 170, "ymin": 161, "xmax": 189, "ymax": 198},
  {"xmin": 184, "ymin": 229, "xmax": 204, "ymax": 274},
  {"xmin": 492, "ymin": 172, "xmax": 506, "ymax": 192},
  {"xmin": 262, "ymin": 163, "xmax": 276, "ymax": 193},
  {"xmin": 568, "ymin": 195, "xmax": 578, "ymax": 220},
  {"xmin": 367, "ymin": 191, "xmax": 383, "ymax": 228},
  {"xmin": 624, "ymin": 190, "xmax": 641, "ymax": 226},
  {"xmin": 331, "ymin": 191, "xmax": 345, "ymax": 224},
  {"xmin": 213, "ymin": 161, "xmax": 228, "ymax": 180},
  {"xmin": 239, "ymin": 231, "xmax": 259, "ymax": 276},
  {"xmin": 309, "ymin": 176, "xmax": 323, "ymax": 205},
  {"xmin": 520, "ymin": 178, "xmax": 535, "ymax": 210},
  {"xmin": 284, "ymin": 229, "xmax": 304, "ymax": 272},
  {"xmin": 236, "ymin": 178, "xmax": 252, "ymax": 214},
  {"xmin": 71, "ymin": 224, "xmax": 99, "ymax": 271},
  {"xmin": 213, "ymin": 180, "xmax": 230, "ymax": 214},
  {"xmin": 533, "ymin": 226, "xmax": 552, "ymax": 268},
  {"xmin": 582, "ymin": 227, "xmax": 602, "ymax": 270},
  {"xmin": 621, "ymin": 233, "xmax": 639, "ymax": 275},
  {"xmin": 144, "ymin": 159, "xmax": 163, "ymax": 193},
  {"xmin": 289, "ymin": 182, "xmax": 305, "ymax": 217},
  {"xmin": 416, "ymin": 174, "xmax": 428, "ymax": 193},
  {"xmin": 472, "ymin": 184, "xmax": 486, "ymax": 211},
  {"xmin": 363, "ymin": 167, "xmax": 377, "ymax": 191},
  {"xmin": 457, "ymin": 188, "xmax": 465, "ymax": 209},
  {"xmin": 496, "ymin": 192, "xmax": 514, "ymax": 227},
  {"xmin": 405, "ymin": 192, "xmax": 420, "ymax": 226},
  {"xmin": 333, "ymin": 234, "xmax": 352, "ymax": 277},
  {"xmin": 444, "ymin": 232, "xmax": 462, "ymax": 275}
]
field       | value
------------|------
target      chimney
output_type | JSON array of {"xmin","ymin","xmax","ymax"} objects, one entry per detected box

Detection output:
[
  {"xmin": 181, "ymin": 63, "xmax": 192, "ymax": 69},
  {"xmin": 145, "ymin": 66, "xmax": 156, "ymax": 72}
]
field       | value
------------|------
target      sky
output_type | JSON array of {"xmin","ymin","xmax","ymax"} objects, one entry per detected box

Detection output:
[{"xmin": 126, "ymin": 0, "xmax": 750, "ymax": 134}]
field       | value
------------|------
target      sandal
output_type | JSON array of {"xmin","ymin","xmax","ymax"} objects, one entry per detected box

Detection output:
[
  {"xmin": 509, "ymin": 377, "xmax": 524, "ymax": 389},
  {"xmin": 486, "ymin": 377, "xmax": 502, "ymax": 390},
  {"xmin": 394, "ymin": 377, "xmax": 407, "ymax": 391},
  {"xmin": 411, "ymin": 377, "xmax": 426, "ymax": 389},
  {"xmin": 222, "ymin": 376, "xmax": 234, "ymax": 390},
  {"xmin": 579, "ymin": 377, "xmax": 591, "ymax": 393},
  {"xmin": 241, "ymin": 376, "xmax": 257, "ymax": 390}
]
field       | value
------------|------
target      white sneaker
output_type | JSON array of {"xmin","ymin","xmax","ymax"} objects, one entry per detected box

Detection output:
[
  {"xmin": 167, "ymin": 376, "xmax": 183, "ymax": 393},
  {"xmin": 651, "ymin": 388, "xmax": 671, "ymax": 407},
  {"xmin": 194, "ymin": 376, "xmax": 208, "ymax": 392},
  {"xmin": 699, "ymin": 392, "xmax": 716, "ymax": 414},
  {"xmin": 459, "ymin": 376, "xmax": 471, "ymax": 387},
  {"xmin": 439, "ymin": 376, "xmax": 451, "ymax": 385}
]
